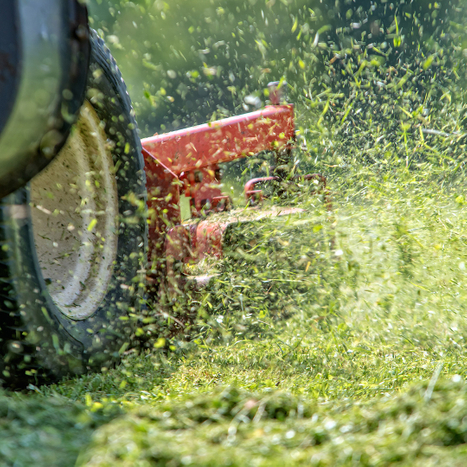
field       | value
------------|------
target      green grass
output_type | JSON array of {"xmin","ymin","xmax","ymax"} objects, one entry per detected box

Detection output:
[
  {"xmin": 4, "ymin": 173, "xmax": 467, "ymax": 465},
  {"xmin": 4, "ymin": 4, "xmax": 467, "ymax": 464}
]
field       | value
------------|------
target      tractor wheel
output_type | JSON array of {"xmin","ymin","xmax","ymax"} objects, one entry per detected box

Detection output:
[{"xmin": 0, "ymin": 31, "xmax": 147, "ymax": 386}]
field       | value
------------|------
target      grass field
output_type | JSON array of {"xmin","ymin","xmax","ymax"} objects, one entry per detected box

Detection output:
[
  {"xmin": 3, "ymin": 3, "xmax": 467, "ymax": 464},
  {"xmin": 4, "ymin": 167, "xmax": 467, "ymax": 466}
]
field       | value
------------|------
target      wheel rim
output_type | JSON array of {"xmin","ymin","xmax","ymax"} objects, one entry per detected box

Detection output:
[{"xmin": 30, "ymin": 101, "xmax": 119, "ymax": 320}]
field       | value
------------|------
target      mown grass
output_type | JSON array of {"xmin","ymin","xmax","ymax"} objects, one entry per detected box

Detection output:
[
  {"xmin": 4, "ymin": 3, "xmax": 467, "ymax": 465},
  {"xmin": 4, "ymin": 171, "xmax": 467, "ymax": 466}
]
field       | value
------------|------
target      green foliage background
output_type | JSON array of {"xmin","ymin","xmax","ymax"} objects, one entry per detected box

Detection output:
[{"xmin": 88, "ymin": 0, "xmax": 462, "ymax": 134}]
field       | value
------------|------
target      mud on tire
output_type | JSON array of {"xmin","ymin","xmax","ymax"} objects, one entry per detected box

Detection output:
[{"xmin": 0, "ymin": 31, "xmax": 147, "ymax": 386}]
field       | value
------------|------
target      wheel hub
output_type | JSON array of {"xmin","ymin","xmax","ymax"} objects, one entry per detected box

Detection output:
[{"xmin": 30, "ymin": 101, "xmax": 118, "ymax": 320}]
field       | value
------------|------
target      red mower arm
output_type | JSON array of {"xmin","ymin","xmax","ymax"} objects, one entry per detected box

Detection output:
[
  {"xmin": 142, "ymin": 104, "xmax": 295, "ymax": 266},
  {"xmin": 141, "ymin": 104, "xmax": 295, "ymax": 174}
]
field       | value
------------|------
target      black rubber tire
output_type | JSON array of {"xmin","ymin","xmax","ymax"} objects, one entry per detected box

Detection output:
[{"xmin": 0, "ymin": 31, "xmax": 147, "ymax": 387}]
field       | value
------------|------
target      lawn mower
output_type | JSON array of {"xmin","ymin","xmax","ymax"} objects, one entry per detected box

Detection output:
[{"xmin": 0, "ymin": 0, "xmax": 328, "ymax": 386}]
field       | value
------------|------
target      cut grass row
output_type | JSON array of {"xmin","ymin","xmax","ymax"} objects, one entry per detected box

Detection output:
[{"xmin": 4, "ymin": 171, "xmax": 467, "ymax": 465}]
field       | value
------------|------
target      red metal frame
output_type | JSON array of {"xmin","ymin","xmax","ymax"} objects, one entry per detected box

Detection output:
[
  {"xmin": 141, "ymin": 101, "xmax": 329, "ymax": 287},
  {"xmin": 142, "ymin": 104, "xmax": 294, "ymax": 260},
  {"xmin": 142, "ymin": 105, "xmax": 294, "ymax": 173},
  {"xmin": 143, "ymin": 148, "xmax": 181, "ymax": 265},
  {"xmin": 142, "ymin": 105, "xmax": 294, "ymax": 218}
]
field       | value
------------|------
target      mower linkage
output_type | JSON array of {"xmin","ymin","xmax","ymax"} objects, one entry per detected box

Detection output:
[{"xmin": 141, "ymin": 82, "xmax": 329, "ymax": 291}]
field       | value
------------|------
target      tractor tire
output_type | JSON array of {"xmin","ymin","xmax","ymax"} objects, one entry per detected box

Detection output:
[{"xmin": 0, "ymin": 31, "xmax": 147, "ymax": 387}]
